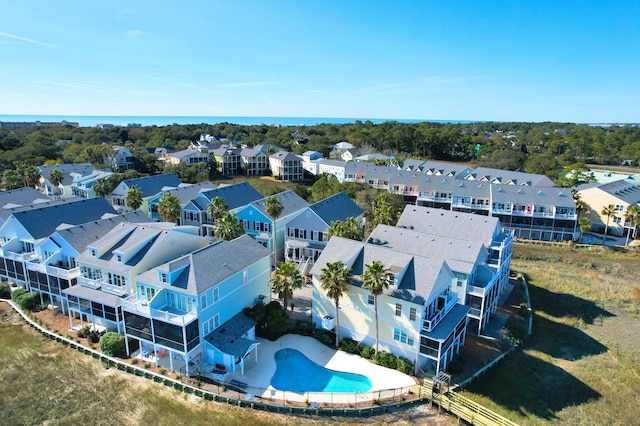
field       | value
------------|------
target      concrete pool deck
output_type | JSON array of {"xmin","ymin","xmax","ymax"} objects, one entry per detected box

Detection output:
[{"xmin": 225, "ymin": 334, "xmax": 418, "ymax": 404}]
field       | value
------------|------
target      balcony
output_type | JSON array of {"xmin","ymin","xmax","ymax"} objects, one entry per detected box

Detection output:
[
  {"xmin": 101, "ymin": 282, "xmax": 129, "ymax": 296},
  {"xmin": 468, "ymin": 307, "xmax": 482, "ymax": 318},
  {"xmin": 422, "ymin": 294, "xmax": 458, "ymax": 333},
  {"xmin": 468, "ymin": 285, "xmax": 489, "ymax": 297},
  {"xmin": 26, "ymin": 261, "xmax": 46, "ymax": 273},
  {"xmin": 3, "ymin": 250, "xmax": 39, "ymax": 262},
  {"xmin": 78, "ymin": 276, "xmax": 101, "ymax": 289},
  {"xmin": 46, "ymin": 264, "xmax": 80, "ymax": 279},
  {"xmin": 151, "ymin": 306, "xmax": 197, "ymax": 326},
  {"xmin": 122, "ymin": 294, "xmax": 151, "ymax": 316}
]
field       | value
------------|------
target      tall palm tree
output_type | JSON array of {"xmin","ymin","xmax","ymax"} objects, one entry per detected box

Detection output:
[
  {"xmin": 125, "ymin": 185, "xmax": 143, "ymax": 210},
  {"xmin": 269, "ymin": 261, "xmax": 304, "ymax": 311},
  {"xmin": 600, "ymin": 204, "xmax": 616, "ymax": 245},
  {"xmin": 2, "ymin": 170, "xmax": 22, "ymax": 190},
  {"xmin": 157, "ymin": 192, "xmax": 182, "ymax": 224},
  {"xmin": 320, "ymin": 260, "xmax": 352, "ymax": 347},
  {"xmin": 16, "ymin": 163, "xmax": 40, "ymax": 188},
  {"xmin": 49, "ymin": 169, "xmax": 64, "ymax": 198},
  {"xmin": 361, "ymin": 260, "xmax": 394, "ymax": 353},
  {"xmin": 328, "ymin": 217, "xmax": 364, "ymax": 241},
  {"xmin": 578, "ymin": 217, "xmax": 592, "ymax": 242},
  {"xmin": 372, "ymin": 193, "xmax": 395, "ymax": 226},
  {"xmin": 265, "ymin": 195, "xmax": 284, "ymax": 265},
  {"xmin": 208, "ymin": 196, "xmax": 228, "ymax": 224},
  {"xmin": 92, "ymin": 178, "xmax": 111, "ymax": 197},
  {"xmin": 215, "ymin": 211, "xmax": 244, "ymax": 241},
  {"xmin": 624, "ymin": 205, "xmax": 640, "ymax": 247}
]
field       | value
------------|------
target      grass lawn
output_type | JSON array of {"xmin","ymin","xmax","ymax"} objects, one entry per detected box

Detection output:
[
  {"xmin": 0, "ymin": 303, "xmax": 452, "ymax": 426},
  {"xmin": 459, "ymin": 244, "xmax": 640, "ymax": 425}
]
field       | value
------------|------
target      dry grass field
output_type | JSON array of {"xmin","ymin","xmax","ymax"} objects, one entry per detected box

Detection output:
[{"xmin": 459, "ymin": 244, "xmax": 640, "ymax": 425}]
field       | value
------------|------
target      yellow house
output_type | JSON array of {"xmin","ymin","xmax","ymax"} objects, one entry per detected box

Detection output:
[{"xmin": 578, "ymin": 178, "xmax": 640, "ymax": 236}]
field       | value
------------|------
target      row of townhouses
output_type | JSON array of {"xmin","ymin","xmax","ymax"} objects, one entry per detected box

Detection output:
[{"xmin": 1, "ymin": 183, "xmax": 511, "ymax": 377}]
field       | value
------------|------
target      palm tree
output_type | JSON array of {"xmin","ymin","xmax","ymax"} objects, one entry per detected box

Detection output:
[
  {"xmin": 578, "ymin": 217, "xmax": 592, "ymax": 242},
  {"xmin": 328, "ymin": 217, "xmax": 364, "ymax": 241},
  {"xmin": 49, "ymin": 169, "xmax": 64, "ymax": 198},
  {"xmin": 372, "ymin": 193, "xmax": 395, "ymax": 226},
  {"xmin": 600, "ymin": 204, "xmax": 616, "ymax": 245},
  {"xmin": 157, "ymin": 192, "xmax": 182, "ymax": 223},
  {"xmin": 265, "ymin": 195, "xmax": 284, "ymax": 265},
  {"xmin": 208, "ymin": 196, "xmax": 228, "ymax": 224},
  {"xmin": 2, "ymin": 170, "xmax": 22, "ymax": 190},
  {"xmin": 269, "ymin": 261, "xmax": 304, "ymax": 311},
  {"xmin": 125, "ymin": 185, "xmax": 143, "ymax": 210},
  {"xmin": 361, "ymin": 260, "xmax": 394, "ymax": 353},
  {"xmin": 92, "ymin": 178, "xmax": 111, "ymax": 197},
  {"xmin": 624, "ymin": 205, "xmax": 640, "ymax": 247},
  {"xmin": 320, "ymin": 260, "xmax": 352, "ymax": 347},
  {"xmin": 16, "ymin": 163, "xmax": 40, "ymax": 188},
  {"xmin": 215, "ymin": 211, "xmax": 244, "ymax": 241}
]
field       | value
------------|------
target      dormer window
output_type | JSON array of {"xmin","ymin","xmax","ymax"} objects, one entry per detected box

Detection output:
[
  {"xmin": 116, "ymin": 254, "xmax": 122, "ymax": 263},
  {"xmin": 90, "ymin": 249, "xmax": 97, "ymax": 257},
  {"xmin": 160, "ymin": 272, "xmax": 167, "ymax": 283}
]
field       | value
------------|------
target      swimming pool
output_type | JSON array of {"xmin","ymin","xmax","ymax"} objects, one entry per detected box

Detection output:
[{"xmin": 271, "ymin": 348, "xmax": 372, "ymax": 393}]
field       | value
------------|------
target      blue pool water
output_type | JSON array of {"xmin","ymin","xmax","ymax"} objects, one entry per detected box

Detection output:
[{"xmin": 271, "ymin": 348, "xmax": 372, "ymax": 393}]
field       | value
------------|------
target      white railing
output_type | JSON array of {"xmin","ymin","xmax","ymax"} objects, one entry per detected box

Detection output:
[
  {"xmin": 150, "ymin": 307, "xmax": 198, "ymax": 326},
  {"xmin": 4, "ymin": 250, "xmax": 39, "ymax": 262},
  {"xmin": 46, "ymin": 264, "xmax": 80, "ymax": 279},
  {"xmin": 422, "ymin": 295, "xmax": 457, "ymax": 332},
  {"xmin": 101, "ymin": 282, "xmax": 128, "ymax": 296},
  {"xmin": 26, "ymin": 261, "xmax": 46, "ymax": 273},
  {"xmin": 77, "ymin": 276, "xmax": 101, "ymax": 289},
  {"xmin": 121, "ymin": 295, "xmax": 151, "ymax": 316},
  {"xmin": 468, "ymin": 285, "xmax": 488, "ymax": 297},
  {"xmin": 468, "ymin": 308, "xmax": 482, "ymax": 318}
]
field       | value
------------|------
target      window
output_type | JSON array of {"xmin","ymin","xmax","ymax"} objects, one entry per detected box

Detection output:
[
  {"xmin": 613, "ymin": 216, "xmax": 622, "ymax": 224},
  {"xmin": 393, "ymin": 328, "xmax": 414, "ymax": 346},
  {"xmin": 90, "ymin": 249, "xmax": 97, "ymax": 257},
  {"xmin": 200, "ymin": 293, "xmax": 208, "ymax": 310},
  {"xmin": 213, "ymin": 287, "xmax": 219, "ymax": 302},
  {"xmin": 367, "ymin": 294, "xmax": 374, "ymax": 305},
  {"xmin": 116, "ymin": 254, "xmax": 122, "ymax": 262},
  {"xmin": 409, "ymin": 307, "xmax": 417, "ymax": 321},
  {"xmin": 243, "ymin": 270, "xmax": 248, "ymax": 284},
  {"xmin": 395, "ymin": 303, "xmax": 402, "ymax": 316},
  {"xmin": 203, "ymin": 314, "xmax": 220, "ymax": 335},
  {"xmin": 615, "ymin": 204, "xmax": 624, "ymax": 212},
  {"xmin": 160, "ymin": 273, "xmax": 167, "ymax": 283}
]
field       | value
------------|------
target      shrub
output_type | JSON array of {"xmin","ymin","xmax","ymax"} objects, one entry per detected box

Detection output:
[
  {"xmin": 339, "ymin": 338, "xmax": 359, "ymax": 354},
  {"xmin": 395, "ymin": 357, "xmax": 414, "ymax": 375},
  {"xmin": 87, "ymin": 332, "xmax": 100, "ymax": 344},
  {"xmin": 15, "ymin": 291, "xmax": 38, "ymax": 310},
  {"xmin": 315, "ymin": 329, "xmax": 335, "ymax": 347},
  {"xmin": 446, "ymin": 358, "xmax": 465, "ymax": 375},
  {"xmin": 359, "ymin": 345, "xmax": 375, "ymax": 359},
  {"xmin": 373, "ymin": 351, "xmax": 397, "ymax": 369},
  {"xmin": 0, "ymin": 282, "xmax": 10, "ymax": 299},
  {"xmin": 99, "ymin": 332, "xmax": 126, "ymax": 357},
  {"xmin": 11, "ymin": 288, "xmax": 28, "ymax": 302},
  {"xmin": 77, "ymin": 325, "xmax": 91, "ymax": 338}
]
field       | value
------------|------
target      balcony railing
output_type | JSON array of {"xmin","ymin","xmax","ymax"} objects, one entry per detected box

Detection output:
[
  {"xmin": 468, "ymin": 307, "xmax": 482, "ymax": 318},
  {"xmin": 121, "ymin": 294, "xmax": 151, "ymax": 316},
  {"xmin": 77, "ymin": 276, "xmax": 101, "ymax": 289},
  {"xmin": 151, "ymin": 307, "xmax": 197, "ymax": 326},
  {"xmin": 468, "ymin": 285, "xmax": 488, "ymax": 297},
  {"xmin": 46, "ymin": 264, "xmax": 80, "ymax": 279},
  {"xmin": 3, "ymin": 250, "xmax": 39, "ymax": 262},
  {"xmin": 101, "ymin": 282, "xmax": 129, "ymax": 296},
  {"xmin": 26, "ymin": 261, "xmax": 46, "ymax": 273},
  {"xmin": 422, "ymin": 295, "xmax": 458, "ymax": 333}
]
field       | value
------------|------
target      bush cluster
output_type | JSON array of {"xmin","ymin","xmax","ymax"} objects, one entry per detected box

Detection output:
[
  {"xmin": 336, "ymin": 337, "xmax": 414, "ymax": 375},
  {"xmin": 339, "ymin": 338, "xmax": 359, "ymax": 354},
  {"xmin": 11, "ymin": 288, "xmax": 38, "ymax": 310},
  {"xmin": 314, "ymin": 329, "xmax": 335, "ymax": 347},
  {"xmin": 0, "ymin": 282, "xmax": 10, "ymax": 299},
  {"xmin": 99, "ymin": 332, "xmax": 126, "ymax": 357}
]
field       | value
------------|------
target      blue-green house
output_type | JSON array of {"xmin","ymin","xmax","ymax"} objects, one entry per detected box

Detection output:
[
  {"xmin": 235, "ymin": 190, "xmax": 309, "ymax": 263},
  {"xmin": 122, "ymin": 235, "xmax": 271, "ymax": 376}
]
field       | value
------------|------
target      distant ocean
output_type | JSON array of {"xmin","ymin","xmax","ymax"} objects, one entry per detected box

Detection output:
[{"xmin": 0, "ymin": 114, "xmax": 475, "ymax": 128}]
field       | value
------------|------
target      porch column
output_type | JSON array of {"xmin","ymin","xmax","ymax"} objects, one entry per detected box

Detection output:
[
  {"xmin": 68, "ymin": 310, "xmax": 73, "ymax": 330},
  {"xmin": 184, "ymin": 352, "xmax": 188, "ymax": 376},
  {"xmin": 154, "ymin": 345, "xmax": 159, "ymax": 367},
  {"xmin": 125, "ymin": 337, "xmax": 130, "ymax": 357},
  {"xmin": 254, "ymin": 345, "xmax": 258, "ymax": 363},
  {"xmin": 169, "ymin": 349, "xmax": 174, "ymax": 372}
]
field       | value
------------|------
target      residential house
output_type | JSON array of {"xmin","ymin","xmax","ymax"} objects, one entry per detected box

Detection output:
[
  {"xmin": 25, "ymin": 212, "xmax": 148, "ymax": 312},
  {"xmin": 300, "ymin": 151, "xmax": 323, "ymax": 175},
  {"xmin": 464, "ymin": 167, "xmax": 555, "ymax": 187},
  {"xmin": 396, "ymin": 205, "xmax": 513, "ymax": 302},
  {"xmin": 211, "ymin": 146, "xmax": 241, "ymax": 176},
  {"xmin": 110, "ymin": 173, "xmax": 182, "ymax": 213},
  {"xmin": 239, "ymin": 147, "xmax": 269, "ymax": 176},
  {"xmin": 120, "ymin": 235, "xmax": 271, "ymax": 375},
  {"xmin": 37, "ymin": 163, "xmax": 99, "ymax": 198},
  {"xmin": 0, "ymin": 187, "xmax": 51, "ymax": 225},
  {"xmin": 106, "ymin": 145, "xmax": 136, "ymax": 171},
  {"xmin": 164, "ymin": 149, "xmax": 210, "ymax": 170},
  {"xmin": 577, "ymin": 177, "xmax": 640, "ymax": 236},
  {"xmin": 64, "ymin": 222, "xmax": 210, "ymax": 334},
  {"xmin": 70, "ymin": 169, "xmax": 113, "ymax": 199},
  {"xmin": 236, "ymin": 191, "xmax": 309, "ymax": 262},
  {"xmin": 0, "ymin": 197, "xmax": 117, "ymax": 288},
  {"xmin": 269, "ymin": 151, "xmax": 304, "ymax": 182},
  {"xmin": 147, "ymin": 182, "xmax": 216, "ymax": 222},
  {"xmin": 310, "ymin": 236, "xmax": 470, "ymax": 375},
  {"xmin": 284, "ymin": 192, "xmax": 364, "ymax": 271},
  {"xmin": 181, "ymin": 182, "xmax": 263, "ymax": 237},
  {"xmin": 316, "ymin": 159, "xmax": 347, "ymax": 182}
]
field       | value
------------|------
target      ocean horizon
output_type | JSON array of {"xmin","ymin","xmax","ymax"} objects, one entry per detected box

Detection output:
[{"xmin": 0, "ymin": 114, "xmax": 477, "ymax": 128}]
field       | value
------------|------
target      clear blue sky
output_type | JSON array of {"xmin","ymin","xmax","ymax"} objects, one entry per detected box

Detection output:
[{"xmin": 1, "ymin": 1, "xmax": 639, "ymax": 123}]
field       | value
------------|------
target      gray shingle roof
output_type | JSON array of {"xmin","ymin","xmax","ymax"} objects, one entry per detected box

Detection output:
[
  {"xmin": 396, "ymin": 205, "xmax": 502, "ymax": 247},
  {"xmin": 52, "ymin": 211, "xmax": 149, "ymax": 252},
  {"xmin": 63, "ymin": 283, "xmax": 122, "ymax": 307},
  {"xmin": 204, "ymin": 312, "xmax": 257, "ymax": 357},
  {"xmin": 0, "ymin": 187, "xmax": 49, "ymax": 209},
  {"xmin": 251, "ymin": 191, "xmax": 309, "ymax": 218},
  {"xmin": 148, "ymin": 182, "xmax": 216, "ymax": 205},
  {"xmin": 421, "ymin": 303, "xmax": 470, "ymax": 341},
  {"xmin": 197, "ymin": 182, "xmax": 263, "ymax": 211},
  {"xmin": 121, "ymin": 173, "xmax": 182, "ymax": 197},
  {"xmin": 9, "ymin": 197, "xmax": 117, "ymax": 240},
  {"xmin": 136, "ymin": 234, "xmax": 270, "ymax": 295},
  {"xmin": 595, "ymin": 179, "xmax": 640, "ymax": 204},
  {"xmin": 309, "ymin": 192, "xmax": 363, "ymax": 225},
  {"xmin": 38, "ymin": 163, "xmax": 97, "ymax": 185},
  {"xmin": 467, "ymin": 167, "xmax": 554, "ymax": 187}
]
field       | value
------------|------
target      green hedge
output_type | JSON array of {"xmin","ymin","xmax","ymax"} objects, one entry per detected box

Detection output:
[
  {"xmin": 100, "ymin": 332, "xmax": 126, "ymax": 357},
  {"xmin": 12, "ymin": 290, "xmax": 38, "ymax": 310},
  {"xmin": 0, "ymin": 282, "xmax": 10, "ymax": 299}
]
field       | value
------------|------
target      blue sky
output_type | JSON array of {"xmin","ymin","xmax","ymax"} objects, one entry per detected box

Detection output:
[{"xmin": 1, "ymin": 1, "xmax": 639, "ymax": 123}]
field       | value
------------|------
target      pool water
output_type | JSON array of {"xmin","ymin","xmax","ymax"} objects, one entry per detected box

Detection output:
[{"xmin": 271, "ymin": 348, "xmax": 372, "ymax": 393}]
